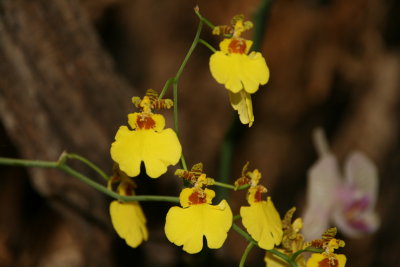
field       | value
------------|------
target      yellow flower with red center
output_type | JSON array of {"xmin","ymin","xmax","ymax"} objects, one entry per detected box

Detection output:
[
  {"xmin": 110, "ymin": 90, "xmax": 182, "ymax": 178},
  {"xmin": 108, "ymin": 169, "xmax": 148, "ymax": 248},
  {"xmin": 209, "ymin": 15, "xmax": 269, "ymax": 127},
  {"xmin": 165, "ymin": 173, "xmax": 232, "ymax": 254},
  {"xmin": 238, "ymin": 168, "xmax": 283, "ymax": 250},
  {"xmin": 306, "ymin": 228, "xmax": 347, "ymax": 267}
]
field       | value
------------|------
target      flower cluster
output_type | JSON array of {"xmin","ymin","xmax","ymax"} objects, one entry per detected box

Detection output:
[{"xmin": 103, "ymin": 12, "xmax": 357, "ymax": 267}]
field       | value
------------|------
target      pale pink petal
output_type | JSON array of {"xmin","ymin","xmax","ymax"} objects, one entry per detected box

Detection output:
[
  {"xmin": 302, "ymin": 154, "xmax": 341, "ymax": 240},
  {"xmin": 345, "ymin": 151, "xmax": 378, "ymax": 207},
  {"xmin": 332, "ymin": 204, "xmax": 380, "ymax": 238}
]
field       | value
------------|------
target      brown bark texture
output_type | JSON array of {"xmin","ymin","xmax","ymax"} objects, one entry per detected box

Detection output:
[{"xmin": 1, "ymin": 0, "xmax": 400, "ymax": 266}]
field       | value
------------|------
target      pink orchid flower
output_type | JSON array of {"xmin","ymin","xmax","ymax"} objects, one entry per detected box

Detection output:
[{"xmin": 302, "ymin": 151, "xmax": 380, "ymax": 240}]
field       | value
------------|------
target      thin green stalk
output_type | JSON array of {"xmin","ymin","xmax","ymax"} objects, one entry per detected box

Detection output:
[
  {"xmin": 213, "ymin": 181, "xmax": 250, "ymax": 191},
  {"xmin": 198, "ymin": 38, "xmax": 217, "ymax": 52},
  {"xmin": 170, "ymin": 19, "xmax": 204, "ymax": 171},
  {"xmin": 175, "ymin": 21, "xmax": 203, "ymax": 81},
  {"xmin": 232, "ymin": 223, "xmax": 257, "ymax": 244},
  {"xmin": 239, "ymin": 242, "xmax": 255, "ymax": 267},
  {"xmin": 231, "ymin": 221, "xmax": 296, "ymax": 266},
  {"xmin": 121, "ymin": 195, "xmax": 179, "ymax": 203},
  {"xmin": 59, "ymin": 164, "xmax": 120, "ymax": 198},
  {"xmin": 233, "ymin": 214, "xmax": 242, "ymax": 221},
  {"xmin": 0, "ymin": 157, "xmax": 179, "ymax": 203},
  {"xmin": 173, "ymin": 81, "xmax": 180, "ymax": 135},
  {"xmin": 64, "ymin": 153, "xmax": 109, "ymax": 181},
  {"xmin": 159, "ymin": 77, "xmax": 175, "ymax": 99},
  {"xmin": 0, "ymin": 157, "xmax": 58, "ymax": 168},
  {"xmin": 194, "ymin": 7, "xmax": 215, "ymax": 29},
  {"xmin": 213, "ymin": 181, "xmax": 235, "ymax": 190},
  {"xmin": 290, "ymin": 247, "xmax": 323, "ymax": 263},
  {"xmin": 180, "ymin": 154, "xmax": 188, "ymax": 171}
]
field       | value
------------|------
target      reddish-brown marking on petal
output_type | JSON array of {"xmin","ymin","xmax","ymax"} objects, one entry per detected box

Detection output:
[
  {"xmin": 253, "ymin": 186, "xmax": 265, "ymax": 203},
  {"xmin": 124, "ymin": 183, "xmax": 134, "ymax": 196},
  {"xmin": 188, "ymin": 191, "xmax": 207, "ymax": 205},
  {"xmin": 136, "ymin": 114, "xmax": 156, "ymax": 129},
  {"xmin": 310, "ymin": 240, "xmax": 324, "ymax": 249},
  {"xmin": 228, "ymin": 39, "xmax": 247, "ymax": 54},
  {"xmin": 318, "ymin": 257, "xmax": 338, "ymax": 267},
  {"xmin": 254, "ymin": 190, "xmax": 262, "ymax": 202}
]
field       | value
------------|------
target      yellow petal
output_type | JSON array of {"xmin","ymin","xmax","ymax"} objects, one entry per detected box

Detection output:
[
  {"xmin": 110, "ymin": 127, "xmax": 181, "ymax": 178},
  {"xmin": 240, "ymin": 197, "xmax": 283, "ymax": 250},
  {"xmin": 164, "ymin": 200, "xmax": 232, "ymax": 254},
  {"xmin": 203, "ymin": 200, "xmax": 232, "ymax": 249},
  {"xmin": 209, "ymin": 52, "xmax": 269, "ymax": 94},
  {"xmin": 306, "ymin": 253, "xmax": 347, "ymax": 267},
  {"xmin": 210, "ymin": 51, "xmax": 242, "ymax": 93},
  {"xmin": 219, "ymin": 39, "xmax": 253, "ymax": 55},
  {"xmin": 229, "ymin": 91, "xmax": 254, "ymax": 127},
  {"xmin": 219, "ymin": 39, "xmax": 231, "ymax": 54},
  {"xmin": 110, "ymin": 201, "xmax": 148, "ymax": 248},
  {"xmin": 111, "ymin": 126, "xmax": 142, "ymax": 177}
]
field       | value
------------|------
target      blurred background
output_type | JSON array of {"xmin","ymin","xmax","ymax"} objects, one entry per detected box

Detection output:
[{"xmin": 1, "ymin": 0, "xmax": 399, "ymax": 266}]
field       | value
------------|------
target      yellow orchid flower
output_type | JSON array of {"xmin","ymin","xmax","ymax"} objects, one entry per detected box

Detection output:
[
  {"xmin": 306, "ymin": 228, "xmax": 347, "ymax": 267},
  {"xmin": 239, "ymin": 169, "xmax": 283, "ymax": 250},
  {"xmin": 111, "ymin": 90, "xmax": 182, "ymax": 178},
  {"xmin": 165, "ymin": 184, "xmax": 232, "ymax": 254},
  {"xmin": 109, "ymin": 173, "xmax": 148, "ymax": 248},
  {"xmin": 209, "ymin": 15, "xmax": 269, "ymax": 126}
]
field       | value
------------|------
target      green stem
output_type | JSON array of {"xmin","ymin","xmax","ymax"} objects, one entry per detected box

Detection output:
[
  {"xmin": 64, "ymin": 153, "xmax": 109, "ymax": 181},
  {"xmin": 239, "ymin": 242, "xmax": 255, "ymax": 267},
  {"xmin": 170, "ymin": 19, "xmax": 204, "ymax": 171},
  {"xmin": 232, "ymin": 223, "xmax": 257, "ymax": 244},
  {"xmin": 173, "ymin": 81, "xmax": 180, "ymax": 135},
  {"xmin": 159, "ymin": 77, "xmax": 175, "ymax": 99},
  {"xmin": 121, "ymin": 195, "xmax": 179, "ymax": 203},
  {"xmin": 0, "ymin": 157, "xmax": 179, "ymax": 203},
  {"xmin": 266, "ymin": 249, "xmax": 292, "ymax": 264},
  {"xmin": 180, "ymin": 153, "xmax": 188, "ymax": 171},
  {"xmin": 194, "ymin": 7, "xmax": 215, "ymax": 29},
  {"xmin": 213, "ymin": 181, "xmax": 235, "ymax": 190},
  {"xmin": 233, "ymin": 214, "xmax": 242, "ymax": 221},
  {"xmin": 213, "ymin": 181, "xmax": 250, "ymax": 191},
  {"xmin": 175, "ymin": 21, "xmax": 203, "ymax": 81},
  {"xmin": 290, "ymin": 247, "xmax": 323, "ymax": 263},
  {"xmin": 231, "ymin": 221, "xmax": 297, "ymax": 266},
  {"xmin": 198, "ymin": 38, "xmax": 217, "ymax": 52},
  {"xmin": 59, "ymin": 164, "xmax": 120, "ymax": 198},
  {"xmin": 0, "ymin": 158, "xmax": 58, "ymax": 168}
]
